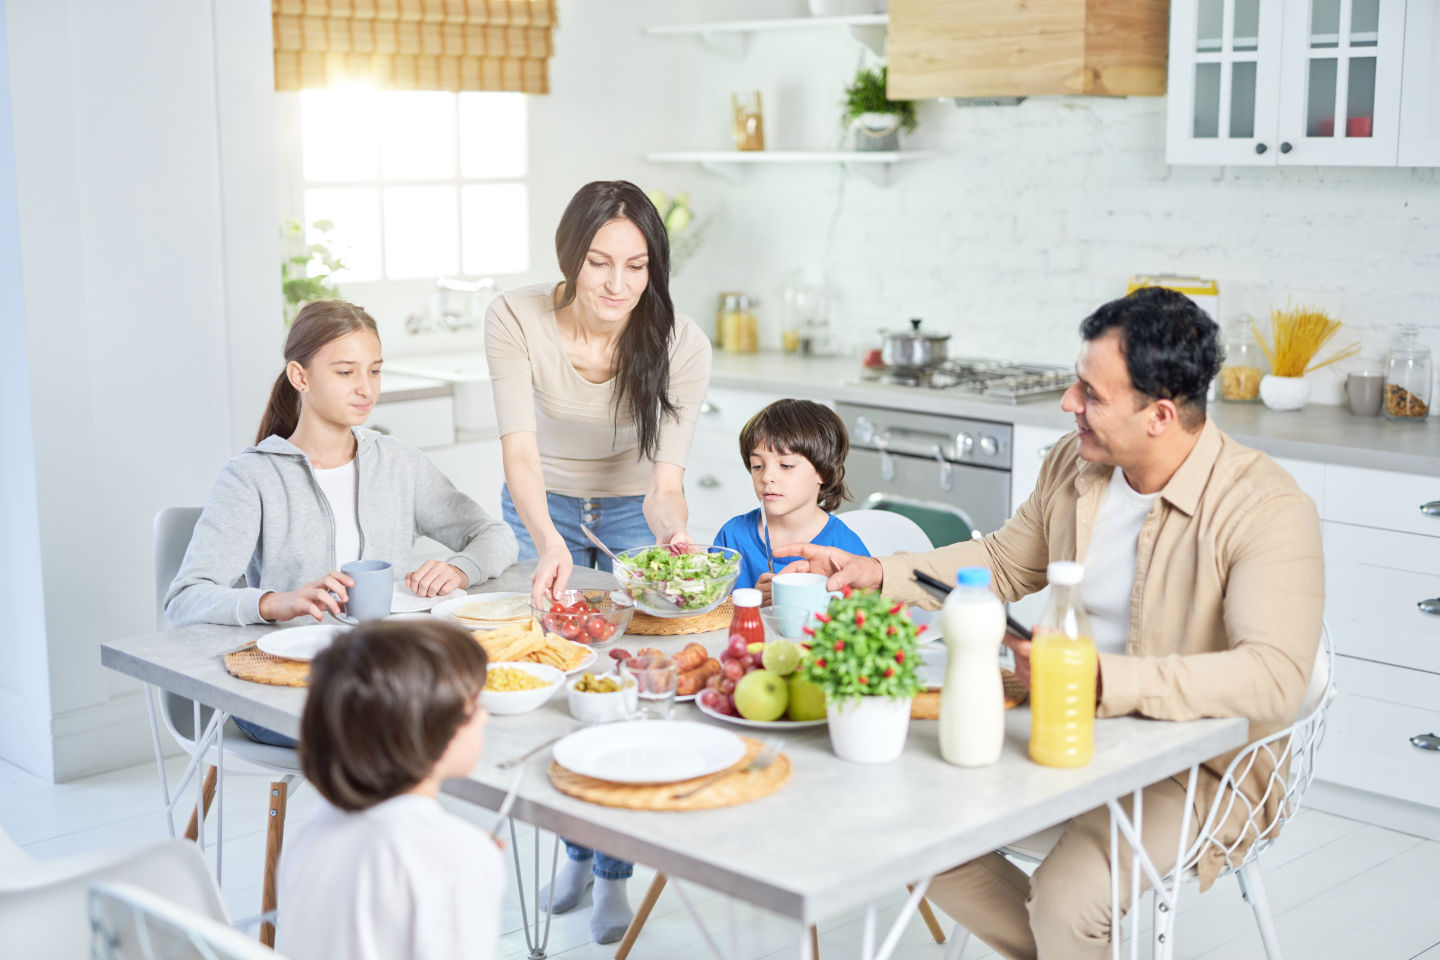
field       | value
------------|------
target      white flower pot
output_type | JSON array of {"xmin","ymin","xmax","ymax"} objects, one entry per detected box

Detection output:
[
  {"xmin": 1259, "ymin": 375, "xmax": 1310, "ymax": 411},
  {"xmin": 852, "ymin": 113, "xmax": 902, "ymax": 151},
  {"xmin": 825, "ymin": 695, "xmax": 912, "ymax": 764}
]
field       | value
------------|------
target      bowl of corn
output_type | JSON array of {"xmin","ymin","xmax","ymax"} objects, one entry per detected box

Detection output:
[{"xmin": 480, "ymin": 662, "xmax": 565, "ymax": 715}]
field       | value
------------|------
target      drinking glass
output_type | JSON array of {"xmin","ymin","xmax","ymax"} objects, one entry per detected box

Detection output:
[
  {"xmin": 760, "ymin": 604, "xmax": 809, "ymax": 641},
  {"xmin": 620, "ymin": 654, "xmax": 678, "ymax": 720},
  {"xmin": 731, "ymin": 92, "xmax": 765, "ymax": 151}
]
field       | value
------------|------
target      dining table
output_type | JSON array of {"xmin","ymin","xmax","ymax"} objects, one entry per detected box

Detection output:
[{"xmin": 101, "ymin": 563, "xmax": 1249, "ymax": 960}]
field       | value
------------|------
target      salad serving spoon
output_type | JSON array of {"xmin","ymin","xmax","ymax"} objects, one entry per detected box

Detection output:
[{"xmin": 579, "ymin": 524, "xmax": 685, "ymax": 609}]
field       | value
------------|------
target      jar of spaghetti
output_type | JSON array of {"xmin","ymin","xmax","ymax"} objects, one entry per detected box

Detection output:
[{"xmin": 1219, "ymin": 316, "xmax": 1264, "ymax": 402}]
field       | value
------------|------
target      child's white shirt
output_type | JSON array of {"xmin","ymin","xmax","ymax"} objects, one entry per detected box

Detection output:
[{"xmin": 276, "ymin": 793, "xmax": 502, "ymax": 960}]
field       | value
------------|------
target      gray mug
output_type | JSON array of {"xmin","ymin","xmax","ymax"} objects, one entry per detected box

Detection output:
[
  {"xmin": 1346, "ymin": 373, "xmax": 1383, "ymax": 417},
  {"xmin": 340, "ymin": 560, "xmax": 392, "ymax": 622}
]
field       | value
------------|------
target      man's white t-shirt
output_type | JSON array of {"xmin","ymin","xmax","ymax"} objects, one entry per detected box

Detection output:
[
  {"xmin": 1083, "ymin": 468, "xmax": 1160, "ymax": 656},
  {"xmin": 276, "ymin": 794, "xmax": 504, "ymax": 960},
  {"xmin": 312, "ymin": 459, "xmax": 361, "ymax": 567}
]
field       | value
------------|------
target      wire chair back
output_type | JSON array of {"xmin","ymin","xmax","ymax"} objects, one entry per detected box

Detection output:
[{"xmin": 90, "ymin": 882, "xmax": 283, "ymax": 960}]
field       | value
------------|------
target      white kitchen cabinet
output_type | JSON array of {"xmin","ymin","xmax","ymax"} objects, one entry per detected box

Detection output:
[
  {"xmin": 1323, "ymin": 521, "xmax": 1440, "ymax": 673},
  {"xmin": 1316, "ymin": 655, "xmax": 1440, "ymax": 810},
  {"xmin": 1167, "ymin": 0, "xmax": 1418, "ymax": 166},
  {"xmin": 1398, "ymin": 0, "xmax": 1440, "ymax": 164},
  {"xmin": 1008, "ymin": 424, "xmax": 1073, "ymax": 519},
  {"xmin": 366, "ymin": 396, "xmax": 455, "ymax": 450},
  {"xmin": 423, "ymin": 438, "xmax": 506, "ymax": 518}
]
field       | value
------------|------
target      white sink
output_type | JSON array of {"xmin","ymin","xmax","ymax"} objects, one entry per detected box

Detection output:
[{"xmin": 388, "ymin": 351, "xmax": 496, "ymax": 437}]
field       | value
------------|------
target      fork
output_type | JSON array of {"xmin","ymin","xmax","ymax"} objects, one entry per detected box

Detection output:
[{"xmin": 671, "ymin": 738, "xmax": 783, "ymax": 800}]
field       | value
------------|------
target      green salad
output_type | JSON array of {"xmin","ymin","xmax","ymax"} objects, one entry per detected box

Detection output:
[{"xmin": 620, "ymin": 545, "xmax": 740, "ymax": 611}]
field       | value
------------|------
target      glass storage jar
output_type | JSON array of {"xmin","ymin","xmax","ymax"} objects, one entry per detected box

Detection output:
[
  {"xmin": 1383, "ymin": 325, "xmax": 1432, "ymax": 421},
  {"xmin": 1218, "ymin": 316, "xmax": 1265, "ymax": 402},
  {"xmin": 718, "ymin": 293, "xmax": 759, "ymax": 353}
]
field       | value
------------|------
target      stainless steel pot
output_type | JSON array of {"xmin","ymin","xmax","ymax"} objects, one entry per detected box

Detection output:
[{"xmin": 880, "ymin": 318, "xmax": 950, "ymax": 370}]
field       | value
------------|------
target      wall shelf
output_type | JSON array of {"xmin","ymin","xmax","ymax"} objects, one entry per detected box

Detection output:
[
  {"xmin": 644, "ymin": 149, "xmax": 939, "ymax": 186},
  {"xmin": 644, "ymin": 14, "xmax": 888, "ymax": 58}
]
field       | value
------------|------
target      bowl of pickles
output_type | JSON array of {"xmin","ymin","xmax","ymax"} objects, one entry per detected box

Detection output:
[{"xmin": 567, "ymin": 671, "xmax": 638, "ymax": 724}]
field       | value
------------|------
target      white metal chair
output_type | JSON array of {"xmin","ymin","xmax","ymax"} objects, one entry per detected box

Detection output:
[
  {"xmin": 834, "ymin": 508, "xmax": 935, "ymax": 556},
  {"xmin": 0, "ymin": 819, "xmax": 226, "ymax": 960},
  {"xmin": 150, "ymin": 507, "xmax": 305, "ymax": 945},
  {"xmin": 942, "ymin": 624, "xmax": 1337, "ymax": 960},
  {"xmin": 90, "ymin": 882, "xmax": 288, "ymax": 960}
]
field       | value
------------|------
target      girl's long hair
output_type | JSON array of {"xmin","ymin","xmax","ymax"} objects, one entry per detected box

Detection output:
[
  {"xmin": 554, "ymin": 180, "xmax": 677, "ymax": 461},
  {"xmin": 255, "ymin": 300, "xmax": 379, "ymax": 444}
]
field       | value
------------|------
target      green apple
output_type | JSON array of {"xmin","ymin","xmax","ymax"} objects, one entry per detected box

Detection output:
[
  {"xmin": 761, "ymin": 639, "xmax": 801, "ymax": 676},
  {"xmin": 734, "ymin": 669, "xmax": 788, "ymax": 722},
  {"xmin": 787, "ymin": 674, "xmax": 827, "ymax": 722}
]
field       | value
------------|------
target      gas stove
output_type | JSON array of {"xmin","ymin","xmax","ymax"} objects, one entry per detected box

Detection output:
[{"xmin": 862, "ymin": 357, "xmax": 1077, "ymax": 403}]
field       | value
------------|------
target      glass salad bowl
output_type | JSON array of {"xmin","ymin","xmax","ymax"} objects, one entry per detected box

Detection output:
[{"xmin": 612, "ymin": 544, "xmax": 741, "ymax": 619}]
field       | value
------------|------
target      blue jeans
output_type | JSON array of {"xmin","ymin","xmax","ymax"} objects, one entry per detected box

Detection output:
[
  {"xmin": 234, "ymin": 717, "xmax": 297, "ymax": 748},
  {"xmin": 503, "ymin": 484, "xmax": 646, "ymax": 880},
  {"xmin": 500, "ymin": 486, "xmax": 653, "ymax": 569}
]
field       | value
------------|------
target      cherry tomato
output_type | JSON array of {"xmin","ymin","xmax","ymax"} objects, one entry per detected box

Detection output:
[
  {"xmin": 541, "ymin": 614, "xmax": 558, "ymax": 633},
  {"xmin": 556, "ymin": 618, "xmax": 581, "ymax": 640},
  {"xmin": 549, "ymin": 601, "xmax": 566, "ymax": 613}
]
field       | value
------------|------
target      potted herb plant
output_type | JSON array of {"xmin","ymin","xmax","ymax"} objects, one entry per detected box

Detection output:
[
  {"xmin": 280, "ymin": 218, "xmax": 345, "ymax": 326},
  {"xmin": 645, "ymin": 188, "xmax": 705, "ymax": 276},
  {"xmin": 842, "ymin": 66, "xmax": 917, "ymax": 152},
  {"xmin": 800, "ymin": 588, "xmax": 923, "ymax": 763}
]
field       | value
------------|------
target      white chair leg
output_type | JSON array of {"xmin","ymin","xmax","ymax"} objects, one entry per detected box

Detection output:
[
  {"xmin": 1237, "ymin": 862, "xmax": 1284, "ymax": 960},
  {"xmin": 941, "ymin": 922, "xmax": 970, "ymax": 960}
]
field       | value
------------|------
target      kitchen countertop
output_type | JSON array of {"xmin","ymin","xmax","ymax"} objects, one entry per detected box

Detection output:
[
  {"xmin": 377, "ymin": 371, "xmax": 452, "ymax": 402},
  {"xmin": 709, "ymin": 351, "xmax": 1440, "ymax": 476}
]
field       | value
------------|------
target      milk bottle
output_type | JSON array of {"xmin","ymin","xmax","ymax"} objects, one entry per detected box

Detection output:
[{"xmin": 938, "ymin": 566, "xmax": 1006, "ymax": 767}]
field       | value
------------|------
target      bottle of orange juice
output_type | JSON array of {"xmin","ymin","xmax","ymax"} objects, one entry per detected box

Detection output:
[{"xmin": 1028, "ymin": 561, "xmax": 1097, "ymax": 768}]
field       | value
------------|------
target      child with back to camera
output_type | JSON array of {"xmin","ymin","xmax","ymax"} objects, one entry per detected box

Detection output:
[
  {"xmin": 713, "ymin": 399, "xmax": 869, "ymax": 596},
  {"xmin": 275, "ymin": 619, "xmax": 503, "ymax": 960}
]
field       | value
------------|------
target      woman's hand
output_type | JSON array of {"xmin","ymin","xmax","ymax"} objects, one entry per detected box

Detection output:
[
  {"xmin": 258, "ymin": 571, "xmax": 355, "ymax": 623},
  {"xmin": 531, "ymin": 540, "xmax": 573, "ymax": 609},
  {"xmin": 755, "ymin": 571, "xmax": 774, "ymax": 604},
  {"xmin": 659, "ymin": 524, "xmax": 694, "ymax": 547},
  {"xmin": 773, "ymin": 542, "xmax": 884, "ymax": 593},
  {"xmin": 406, "ymin": 561, "xmax": 470, "ymax": 598}
]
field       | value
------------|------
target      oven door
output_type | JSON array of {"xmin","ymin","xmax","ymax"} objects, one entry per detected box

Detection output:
[{"xmin": 845, "ymin": 447, "xmax": 1010, "ymax": 545}]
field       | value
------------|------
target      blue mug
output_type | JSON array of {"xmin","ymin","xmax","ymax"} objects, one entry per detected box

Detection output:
[
  {"xmin": 340, "ymin": 560, "xmax": 393, "ymax": 622},
  {"xmin": 771, "ymin": 573, "xmax": 841, "ymax": 628}
]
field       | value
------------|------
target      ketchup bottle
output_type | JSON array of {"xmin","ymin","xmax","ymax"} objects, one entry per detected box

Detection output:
[{"xmin": 727, "ymin": 588, "xmax": 765, "ymax": 653}]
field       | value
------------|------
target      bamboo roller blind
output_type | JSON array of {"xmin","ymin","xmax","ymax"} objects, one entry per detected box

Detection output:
[{"xmin": 272, "ymin": 0, "xmax": 556, "ymax": 94}]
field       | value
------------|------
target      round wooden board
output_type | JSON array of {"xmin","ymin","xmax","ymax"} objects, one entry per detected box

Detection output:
[
  {"xmin": 626, "ymin": 601, "xmax": 734, "ymax": 636},
  {"xmin": 224, "ymin": 644, "xmax": 310, "ymax": 688},
  {"xmin": 548, "ymin": 735, "xmax": 790, "ymax": 811},
  {"xmin": 910, "ymin": 668, "xmax": 1027, "ymax": 719}
]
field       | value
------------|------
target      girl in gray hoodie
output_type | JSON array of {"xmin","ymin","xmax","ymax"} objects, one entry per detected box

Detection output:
[{"xmin": 165, "ymin": 300, "xmax": 517, "ymax": 630}]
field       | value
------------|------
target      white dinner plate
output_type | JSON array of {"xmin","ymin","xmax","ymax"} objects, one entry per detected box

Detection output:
[
  {"xmin": 256, "ymin": 624, "xmax": 346, "ymax": 662},
  {"xmin": 431, "ymin": 592, "xmax": 529, "ymax": 628},
  {"xmin": 391, "ymin": 582, "xmax": 466, "ymax": 613},
  {"xmin": 695, "ymin": 698, "xmax": 828, "ymax": 730},
  {"xmin": 552, "ymin": 720, "xmax": 746, "ymax": 784}
]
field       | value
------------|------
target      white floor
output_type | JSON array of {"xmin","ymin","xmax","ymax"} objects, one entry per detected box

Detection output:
[{"xmin": 4, "ymin": 754, "xmax": 1440, "ymax": 960}]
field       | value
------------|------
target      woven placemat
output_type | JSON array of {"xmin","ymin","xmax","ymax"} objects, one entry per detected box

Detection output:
[
  {"xmin": 548, "ymin": 735, "xmax": 790, "ymax": 811},
  {"xmin": 626, "ymin": 600, "xmax": 734, "ymax": 636},
  {"xmin": 911, "ymin": 668, "xmax": 1027, "ymax": 719},
  {"xmin": 224, "ymin": 643, "xmax": 310, "ymax": 688}
]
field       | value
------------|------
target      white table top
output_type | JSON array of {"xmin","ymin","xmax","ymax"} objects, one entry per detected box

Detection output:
[{"xmin": 102, "ymin": 563, "xmax": 1247, "ymax": 925}]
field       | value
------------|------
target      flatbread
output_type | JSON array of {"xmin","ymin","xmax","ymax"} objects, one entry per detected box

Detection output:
[{"xmin": 454, "ymin": 596, "xmax": 531, "ymax": 623}]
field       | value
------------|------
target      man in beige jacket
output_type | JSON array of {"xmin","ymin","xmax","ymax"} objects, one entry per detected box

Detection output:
[{"xmin": 777, "ymin": 287, "xmax": 1324, "ymax": 960}]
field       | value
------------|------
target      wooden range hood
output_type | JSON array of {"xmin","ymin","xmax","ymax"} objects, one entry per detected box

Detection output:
[{"xmin": 887, "ymin": 0, "xmax": 1170, "ymax": 99}]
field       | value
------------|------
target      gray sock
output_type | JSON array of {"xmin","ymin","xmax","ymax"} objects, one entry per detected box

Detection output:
[
  {"xmin": 589, "ymin": 876, "xmax": 635, "ymax": 945},
  {"xmin": 538, "ymin": 855, "xmax": 593, "ymax": 914}
]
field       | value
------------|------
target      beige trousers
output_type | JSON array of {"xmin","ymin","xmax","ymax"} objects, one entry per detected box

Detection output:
[{"xmin": 926, "ymin": 778, "xmax": 1197, "ymax": 960}]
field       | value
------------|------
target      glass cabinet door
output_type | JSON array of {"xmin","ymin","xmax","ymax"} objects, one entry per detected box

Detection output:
[
  {"xmin": 1166, "ymin": 0, "xmax": 1284, "ymax": 164},
  {"xmin": 1277, "ymin": 0, "xmax": 1405, "ymax": 164}
]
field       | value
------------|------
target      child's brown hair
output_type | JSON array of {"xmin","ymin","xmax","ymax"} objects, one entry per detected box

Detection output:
[
  {"xmin": 299, "ymin": 619, "xmax": 488, "ymax": 812},
  {"xmin": 738, "ymin": 399, "xmax": 851, "ymax": 513}
]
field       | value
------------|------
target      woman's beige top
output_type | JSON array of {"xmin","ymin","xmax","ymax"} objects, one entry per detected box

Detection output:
[{"xmin": 484, "ymin": 282, "xmax": 713, "ymax": 499}]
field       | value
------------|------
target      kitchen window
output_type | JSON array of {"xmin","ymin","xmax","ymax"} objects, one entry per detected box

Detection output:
[{"xmin": 291, "ymin": 89, "xmax": 528, "ymax": 283}]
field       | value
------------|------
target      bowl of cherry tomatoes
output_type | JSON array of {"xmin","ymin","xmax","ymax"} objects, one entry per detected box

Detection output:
[{"xmin": 534, "ymin": 588, "xmax": 635, "ymax": 648}]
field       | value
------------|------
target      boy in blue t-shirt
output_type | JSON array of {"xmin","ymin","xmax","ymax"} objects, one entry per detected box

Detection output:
[{"xmin": 714, "ymin": 399, "xmax": 869, "ymax": 594}]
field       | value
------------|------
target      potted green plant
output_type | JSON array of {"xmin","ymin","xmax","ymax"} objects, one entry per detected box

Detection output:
[
  {"xmin": 842, "ymin": 66, "xmax": 917, "ymax": 152},
  {"xmin": 645, "ymin": 188, "xmax": 705, "ymax": 277},
  {"xmin": 280, "ymin": 218, "xmax": 345, "ymax": 326},
  {"xmin": 800, "ymin": 588, "xmax": 923, "ymax": 763}
]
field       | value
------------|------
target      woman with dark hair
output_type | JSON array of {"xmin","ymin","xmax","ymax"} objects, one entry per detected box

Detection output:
[
  {"xmin": 485, "ymin": 180, "xmax": 712, "ymax": 604},
  {"xmin": 165, "ymin": 299, "xmax": 516, "ymax": 743},
  {"xmin": 483, "ymin": 181, "xmax": 712, "ymax": 943}
]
